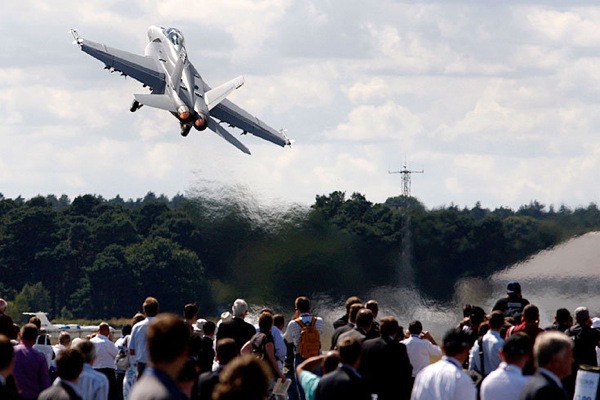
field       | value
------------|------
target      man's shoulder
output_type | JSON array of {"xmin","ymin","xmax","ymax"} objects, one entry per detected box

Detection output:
[
  {"xmin": 82, "ymin": 365, "xmax": 109, "ymax": 384},
  {"xmin": 130, "ymin": 374, "xmax": 172, "ymax": 400}
]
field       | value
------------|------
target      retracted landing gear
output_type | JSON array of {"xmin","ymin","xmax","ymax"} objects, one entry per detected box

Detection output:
[
  {"xmin": 180, "ymin": 124, "xmax": 192, "ymax": 137},
  {"xmin": 130, "ymin": 99, "xmax": 143, "ymax": 112}
]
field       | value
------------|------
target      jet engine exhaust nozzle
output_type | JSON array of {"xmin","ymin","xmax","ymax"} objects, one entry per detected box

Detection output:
[
  {"xmin": 178, "ymin": 106, "xmax": 190, "ymax": 120},
  {"xmin": 194, "ymin": 116, "xmax": 207, "ymax": 131}
]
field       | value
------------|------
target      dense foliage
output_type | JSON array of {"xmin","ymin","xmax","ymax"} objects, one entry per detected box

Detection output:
[{"xmin": 1, "ymin": 190, "xmax": 599, "ymax": 322}]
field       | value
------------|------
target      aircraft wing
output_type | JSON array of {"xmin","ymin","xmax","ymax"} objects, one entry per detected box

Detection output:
[
  {"xmin": 199, "ymin": 80, "xmax": 290, "ymax": 147},
  {"xmin": 75, "ymin": 34, "xmax": 166, "ymax": 93}
]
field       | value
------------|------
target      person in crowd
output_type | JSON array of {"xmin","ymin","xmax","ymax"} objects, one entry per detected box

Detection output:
[
  {"xmin": 333, "ymin": 296, "xmax": 362, "ymax": 329},
  {"xmin": 242, "ymin": 311, "xmax": 285, "ymax": 388},
  {"xmin": 91, "ymin": 322, "xmax": 118, "ymax": 400},
  {"xmin": 129, "ymin": 313, "xmax": 191, "ymax": 400},
  {"xmin": 129, "ymin": 297, "xmax": 160, "ymax": 377},
  {"xmin": 123, "ymin": 313, "xmax": 145, "ymax": 400},
  {"xmin": 364, "ymin": 300, "xmax": 380, "ymax": 339},
  {"xmin": 184, "ymin": 303, "xmax": 200, "ymax": 333},
  {"xmin": 480, "ymin": 333, "xmax": 532, "ymax": 400},
  {"xmin": 316, "ymin": 336, "xmax": 369, "ymax": 400},
  {"xmin": 114, "ymin": 324, "xmax": 132, "ymax": 400},
  {"xmin": 212, "ymin": 354, "xmax": 272, "ymax": 400},
  {"xmin": 506, "ymin": 304, "xmax": 544, "ymax": 375},
  {"xmin": 544, "ymin": 308, "xmax": 572, "ymax": 332},
  {"xmin": 468, "ymin": 311, "xmax": 505, "ymax": 378},
  {"xmin": 519, "ymin": 331, "xmax": 574, "ymax": 400},
  {"xmin": 411, "ymin": 328, "xmax": 476, "ymax": 400},
  {"xmin": 38, "ymin": 348, "xmax": 85, "ymax": 400},
  {"xmin": 359, "ymin": 316, "xmax": 412, "ymax": 400},
  {"xmin": 458, "ymin": 304, "xmax": 473, "ymax": 331},
  {"xmin": 336, "ymin": 309, "xmax": 373, "ymax": 347},
  {"xmin": 0, "ymin": 334, "xmax": 20, "ymax": 400},
  {"xmin": 198, "ymin": 321, "xmax": 216, "ymax": 374},
  {"xmin": 492, "ymin": 281, "xmax": 530, "ymax": 323},
  {"xmin": 12, "ymin": 323, "xmax": 51, "ymax": 400},
  {"xmin": 330, "ymin": 303, "xmax": 363, "ymax": 350},
  {"xmin": 563, "ymin": 306, "xmax": 600, "ymax": 395},
  {"xmin": 285, "ymin": 296, "xmax": 324, "ymax": 400},
  {"xmin": 72, "ymin": 339, "xmax": 110, "ymax": 400},
  {"xmin": 401, "ymin": 320, "xmax": 442, "ymax": 378},
  {"xmin": 272, "ymin": 313, "xmax": 287, "ymax": 374},
  {"xmin": 198, "ymin": 338, "xmax": 238, "ymax": 400},
  {"xmin": 463, "ymin": 306, "xmax": 486, "ymax": 345},
  {"xmin": 53, "ymin": 332, "xmax": 72, "ymax": 360},
  {"xmin": 295, "ymin": 350, "xmax": 340, "ymax": 400},
  {"xmin": 0, "ymin": 299, "xmax": 17, "ymax": 340},
  {"xmin": 215, "ymin": 299, "xmax": 256, "ymax": 354}
]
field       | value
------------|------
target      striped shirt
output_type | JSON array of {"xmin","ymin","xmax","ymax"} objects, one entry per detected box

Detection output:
[
  {"xmin": 76, "ymin": 364, "xmax": 109, "ymax": 400},
  {"xmin": 284, "ymin": 313, "xmax": 324, "ymax": 351}
]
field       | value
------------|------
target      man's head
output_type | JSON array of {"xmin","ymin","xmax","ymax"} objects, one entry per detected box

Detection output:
[
  {"xmin": 574, "ymin": 306, "xmax": 591, "ymax": 326},
  {"xmin": 501, "ymin": 332, "xmax": 531, "ymax": 366},
  {"xmin": 232, "ymin": 299, "xmax": 249, "ymax": 318},
  {"xmin": 203, "ymin": 321, "xmax": 216, "ymax": 336},
  {"xmin": 0, "ymin": 335, "xmax": 14, "ymax": 378},
  {"xmin": 506, "ymin": 281, "xmax": 522, "ymax": 297},
  {"xmin": 28, "ymin": 316, "xmax": 42, "ymax": 330},
  {"xmin": 98, "ymin": 322, "xmax": 110, "ymax": 336},
  {"xmin": 72, "ymin": 339, "xmax": 96, "ymax": 364},
  {"xmin": 522, "ymin": 304, "xmax": 540, "ymax": 324},
  {"xmin": 380, "ymin": 316, "xmax": 399, "ymax": 338},
  {"xmin": 258, "ymin": 312, "xmax": 273, "ymax": 333},
  {"xmin": 184, "ymin": 303, "xmax": 198, "ymax": 320},
  {"xmin": 216, "ymin": 338, "xmax": 238, "ymax": 366},
  {"xmin": 147, "ymin": 313, "xmax": 190, "ymax": 367},
  {"xmin": 0, "ymin": 299, "xmax": 7, "ymax": 313},
  {"xmin": 489, "ymin": 311, "xmax": 505, "ymax": 331},
  {"xmin": 273, "ymin": 314, "xmax": 285, "ymax": 330},
  {"xmin": 442, "ymin": 328, "xmax": 472, "ymax": 363},
  {"xmin": 213, "ymin": 354, "xmax": 272, "ymax": 400},
  {"xmin": 365, "ymin": 300, "xmax": 379, "ymax": 319},
  {"xmin": 345, "ymin": 296, "xmax": 362, "ymax": 315},
  {"xmin": 20, "ymin": 323, "xmax": 39, "ymax": 344},
  {"xmin": 355, "ymin": 309, "xmax": 374, "ymax": 331},
  {"xmin": 322, "ymin": 350, "xmax": 340, "ymax": 374},
  {"xmin": 56, "ymin": 348, "xmax": 84, "ymax": 382},
  {"xmin": 534, "ymin": 331, "xmax": 574, "ymax": 379},
  {"xmin": 58, "ymin": 331, "xmax": 71, "ymax": 346},
  {"xmin": 295, "ymin": 296, "xmax": 311, "ymax": 314},
  {"xmin": 143, "ymin": 297, "xmax": 159, "ymax": 317},
  {"xmin": 338, "ymin": 337, "xmax": 362, "ymax": 368},
  {"xmin": 469, "ymin": 306, "xmax": 486, "ymax": 327},
  {"xmin": 555, "ymin": 308, "xmax": 571, "ymax": 325},
  {"xmin": 348, "ymin": 303, "xmax": 364, "ymax": 324},
  {"xmin": 408, "ymin": 320, "xmax": 423, "ymax": 336},
  {"xmin": 132, "ymin": 312, "xmax": 145, "ymax": 326}
]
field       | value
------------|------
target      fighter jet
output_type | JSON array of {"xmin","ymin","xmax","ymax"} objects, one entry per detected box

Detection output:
[{"xmin": 70, "ymin": 26, "xmax": 292, "ymax": 154}]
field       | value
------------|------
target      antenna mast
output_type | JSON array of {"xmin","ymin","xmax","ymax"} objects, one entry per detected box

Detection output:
[{"xmin": 388, "ymin": 161, "xmax": 424, "ymax": 197}]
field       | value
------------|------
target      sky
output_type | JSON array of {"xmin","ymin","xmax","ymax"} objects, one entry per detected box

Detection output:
[{"xmin": 2, "ymin": 1, "xmax": 600, "ymax": 211}]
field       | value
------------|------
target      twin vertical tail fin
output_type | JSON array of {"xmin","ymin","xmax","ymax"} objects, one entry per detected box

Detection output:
[{"xmin": 205, "ymin": 76, "xmax": 245, "ymax": 110}]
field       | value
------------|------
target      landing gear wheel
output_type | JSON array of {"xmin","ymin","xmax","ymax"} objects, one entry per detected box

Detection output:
[{"xmin": 181, "ymin": 124, "xmax": 192, "ymax": 137}]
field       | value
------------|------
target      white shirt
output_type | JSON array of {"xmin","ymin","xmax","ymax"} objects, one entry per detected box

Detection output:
[
  {"xmin": 480, "ymin": 362, "xmax": 531, "ymax": 400},
  {"xmin": 402, "ymin": 334, "xmax": 442, "ymax": 377},
  {"xmin": 284, "ymin": 313, "xmax": 324, "ymax": 349},
  {"xmin": 90, "ymin": 334, "xmax": 118, "ymax": 369},
  {"xmin": 76, "ymin": 363, "xmax": 109, "ymax": 400},
  {"xmin": 411, "ymin": 356, "xmax": 476, "ymax": 400},
  {"xmin": 128, "ymin": 317, "xmax": 153, "ymax": 364},
  {"xmin": 468, "ymin": 330, "xmax": 504, "ymax": 377}
]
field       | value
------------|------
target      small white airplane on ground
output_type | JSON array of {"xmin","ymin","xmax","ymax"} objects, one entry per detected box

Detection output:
[
  {"xmin": 70, "ymin": 26, "xmax": 293, "ymax": 154},
  {"xmin": 23, "ymin": 312, "xmax": 117, "ymax": 340}
]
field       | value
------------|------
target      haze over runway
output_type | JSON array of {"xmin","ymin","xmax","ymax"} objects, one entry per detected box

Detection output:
[{"xmin": 2, "ymin": 1, "xmax": 600, "ymax": 210}]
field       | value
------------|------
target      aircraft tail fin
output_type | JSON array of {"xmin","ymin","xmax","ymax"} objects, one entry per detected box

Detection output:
[
  {"xmin": 133, "ymin": 94, "xmax": 178, "ymax": 112},
  {"xmin": 23, "ymin": 312, "xmax": 52, "ymax": 329},
  {"xmin": 205, "ymin": 76, "xmax": 245, "ymax": 111}
]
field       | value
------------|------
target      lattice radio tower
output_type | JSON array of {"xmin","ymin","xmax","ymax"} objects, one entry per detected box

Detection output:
[{"xmin": 388, "ymin": 161, "xmax": 424, "ymax": 197}]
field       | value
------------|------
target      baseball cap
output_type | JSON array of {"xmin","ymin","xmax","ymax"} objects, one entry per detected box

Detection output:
[{"xmin": 506, "ymin": 281, "xmax": 521, "ymax": 294}]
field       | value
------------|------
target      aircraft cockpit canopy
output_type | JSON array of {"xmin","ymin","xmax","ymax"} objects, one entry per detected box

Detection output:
[{"xmin": 165, "ymin": 28, "xmax": 185, "ymax": 48}]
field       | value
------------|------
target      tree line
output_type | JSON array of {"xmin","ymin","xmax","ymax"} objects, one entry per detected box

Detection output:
[{"xmin": 1, "ymin": 190, "xmax": 599, "ymax": 323}]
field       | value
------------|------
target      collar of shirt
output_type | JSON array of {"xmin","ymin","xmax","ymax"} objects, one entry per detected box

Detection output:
[
  {"xmin": 145, "ymin": 367, "xmax": 187, "ymax": 399},
  {"xmin": 442, "ymin": 356, "xmax": 463, "ymax": 369},
  {"xmin": 58, "ymin": 378, "xmax": 82, "ymax": 396},
  {"xmin": 485, "ymin": 330, "xmax": 502, "ymax": 339},
  {"xmin": 538, "ymin": 367, "xmax": 564, "ymax": 388},
  {"xmin": 340, "ymin": 364, "xmax": 362, "ymax": 379},
  {"xmin": 499, "ymin": 362, "xmax": 523, "ymax": 375}
]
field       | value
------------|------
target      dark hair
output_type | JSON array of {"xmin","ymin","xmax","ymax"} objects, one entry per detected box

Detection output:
[
  {"xmin": 469, "ymin": 306, "xmax": 486, "ymax": 325},
  {"xmin": 442, "ymin": 328, "xmax": 471, "ymax": 356},
  {"xmin": 0, "ymin": 335, "xmax": 14, "ymax": 370},
  {"xmin": 322, "ymin": 350, "xmax": 340, "ymax": 374},
  {"xmin": 131, "ymin": 313, "xmax": 145, "ymax": 326},
  {"xmin": 148, "ymin": 313, "xmax": 190, "ymax": 363},
  {"xmin": 380, "ymin": 316, "xmax": 399, "ymax": 337},
  {"xmin": 555, "ymin": 308, "xmax": 571, "ymax": 324},
  {"xmin": 295, "ymin": 297, "xmax": 310, "ymax": 313},
  {"xmin": 349, "ymin": 303, "xmax": 364, "ymax": 323},
  {"xmin": 365, "ymin": 300, "xmax": 379, "ymax": 317},
  {"xmin": 143, "ymin": 297, "xmax": 159, "ymax": 317},
  {"xmin": 56, "ymin": 348, "xmax": 84, "ymax": 381},
  {"xmin": 258, "ymin": 312, "xmax": 273, "ymax": 333},
  {"xmin": 489, "ymin": 311, "xmax": 505, "ymax": 330},
  {"xmin": 213, "ymin": 354, "xmax": 272, "ymax": 400},
  {"xmin": 21, "ymin": 323, "xmax": 39, "ymax": 342},
  {"xmin": 356, "ymin": 309, "xmax": 373, "ymax": 329},
  {"xmin": 338, "ymin": 336, "xmax": 362, "ymax": 365},
  {"xmin": 502, "ymin": 333, "xmax": 531, "ymax": 364},
  {"xmin": 273, "ymin": 314, "xmax": 285, "ymax": 328},
  {"xmin": 203, "ymin": 321, "xmax": 216, "ymax": 336},
  {"xmin": 73, "ymin": 339, "xmax": 96, "ymax": 363},
  {"xmin": 408, "ymin": 320, "xmax": 423, "ymax": 335},
  {"xmin": 29, "ymin": 316, "xmax": 42, "ymax": 330},
  {"xmin": 345, "ymin": 296, "xmax": 362, "ymax": 313},
  {"xmin": 121, "ymin": 324, "xmax": 132, "ymax": 336},
  {"xmin": 216, "ymin": 338, "xmax": 238, "ymax": 365},
  {"xmin": 184, "ymin": 303, "xmax": 198, "ymax": 320},
  {"xmin": 463, "ymin": 304, "xmax": 473, "ymax": 318},
  {"xmin": 523, "ymin": 304, "xmax": 539, "ymax": 323}
]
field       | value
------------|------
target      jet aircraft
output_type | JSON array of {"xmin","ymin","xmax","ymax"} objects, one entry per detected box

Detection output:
[
  {"xmin": 22, "ymin": 312, "xmax": 118, "ymax": 339},
  {"xmin": 70, "ymin": 26, "xmax": 292, "ymax": 154}
]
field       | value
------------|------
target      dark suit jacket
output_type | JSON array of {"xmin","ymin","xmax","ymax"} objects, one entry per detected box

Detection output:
[
  {"xmin": 0, "ymin": 380, "xmax": 21, "ymax": 400},
  {"xmin": 38, "ymin": 381, "xmax": 82, "ymax": 400},
  {"xmin": 330, "ymin": 324, "xmax": 354, "ymax": 349},
  {"xmin": 316, "ymin": 365, "xmax": 370, "ymax": 400},
  {"xmin": 359, "ymin": 337, "xmax": 412, "ymax": 400},
  {"xmin": 519, "ymin": 370, "xmax": 569, "ymax": 400},
  {"xmin": 197, "ymin": 368, "xmax": 221, "ymax": 400},
  {"xmin": 216, "ymin": 317, "xmax": 256, "ymax": 353}
]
